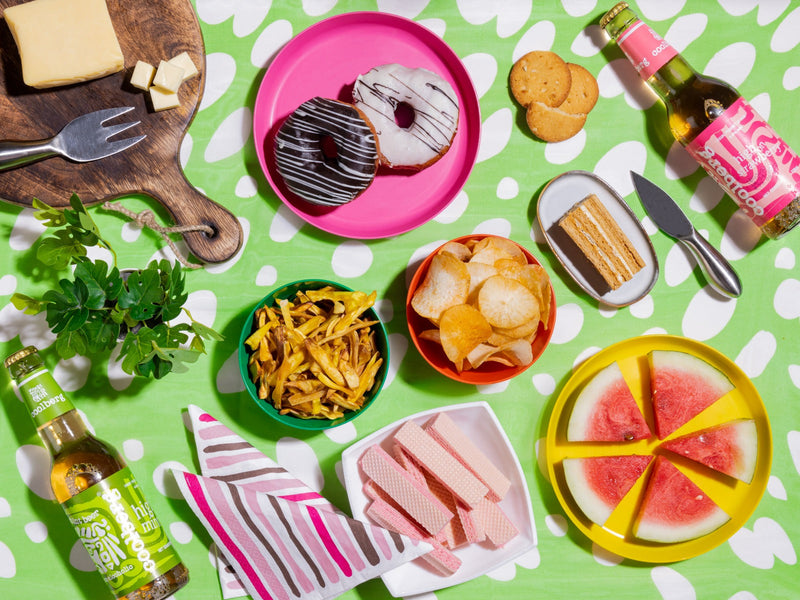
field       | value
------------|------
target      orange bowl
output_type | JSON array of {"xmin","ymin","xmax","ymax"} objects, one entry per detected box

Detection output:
[{"xmin": 406, "ymin": 234, "xmax": 556, "ymax": 384}]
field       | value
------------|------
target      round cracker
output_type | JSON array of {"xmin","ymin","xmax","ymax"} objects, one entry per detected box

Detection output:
[
  {"xmin": 560, "ymin": 63, "xmax": 599, "ymax": 114},
  {"xmin": 526, "ymin": 101, "xmax": 587, "ymax": 142},
  {"xmin": 509, "ymin": 50, "xmax": 572, "ymax": 108}
]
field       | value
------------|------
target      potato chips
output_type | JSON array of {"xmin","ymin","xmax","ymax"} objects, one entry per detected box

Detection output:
[
  {"xmin": 412, "ymin": 236, "xmax": 552, "ymax": 372},
  {"xmin": 245, "ymin": 286, "xmax": 384, "ymax": 420}
]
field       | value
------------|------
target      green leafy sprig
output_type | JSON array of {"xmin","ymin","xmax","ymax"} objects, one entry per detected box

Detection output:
[{"xmin": 10, "ymin": 196, "xmax": 223, "ymax": 379}]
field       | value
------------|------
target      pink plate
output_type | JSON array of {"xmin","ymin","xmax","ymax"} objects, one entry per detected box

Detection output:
[{"xmin": 253, "ymin": 12, "xmax": 481, "ymax": 239}]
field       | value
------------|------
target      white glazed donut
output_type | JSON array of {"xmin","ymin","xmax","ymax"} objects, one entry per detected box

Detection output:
[{"xmin": 352, "ymin": 64, "xmax": 459, "ymax": 170}]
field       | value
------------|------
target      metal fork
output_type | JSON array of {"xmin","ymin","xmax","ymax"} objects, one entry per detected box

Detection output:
[{"xmin": 0, "ymin": 106, "xmax": 145, "ymax": 171}]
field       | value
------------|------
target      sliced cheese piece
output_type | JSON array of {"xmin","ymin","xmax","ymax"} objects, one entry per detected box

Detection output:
[
  {"xmin": 130, "ymin": 60, "xmax": 155, "ymax": 91},
  {"xmin": 149, "ymin": 86, "xmax": 180, "ymax": 112},
  {"xmin": 152, "ymin": 60, "xmax": 184, "ymax": 93},
  {"xmin": 169, "ymin": 51, "xmax": 199, "ymax": 81},
  {"xmin": 4, "ymin": 0, "xmax": 124, "ymax": 89}
]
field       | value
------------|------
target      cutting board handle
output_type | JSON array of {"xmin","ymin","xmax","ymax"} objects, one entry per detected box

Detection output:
[{"xmin": 145, "ymin": 164, "xmax": 243, "ymax": 264}]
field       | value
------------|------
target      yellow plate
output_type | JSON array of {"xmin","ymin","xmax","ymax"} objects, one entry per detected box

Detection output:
[{"xmin": 545, "ymin": 334, "xmax": 772, "ymax": 563}]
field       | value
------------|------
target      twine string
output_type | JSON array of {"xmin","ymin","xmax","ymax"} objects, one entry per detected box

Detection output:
[{"xmin": 101, "ymin": 201, "xmax": 212, "ymax": 269}]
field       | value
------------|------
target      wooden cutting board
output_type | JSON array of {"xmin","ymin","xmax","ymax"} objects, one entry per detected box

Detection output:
[{"xmin": 0, "ymin": 0, "xmax": 243, "ymax": 264}]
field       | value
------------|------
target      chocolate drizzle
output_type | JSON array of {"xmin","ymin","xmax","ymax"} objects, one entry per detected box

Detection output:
[{"xmin": 274, "ymin": 97, "xmax": 378, "ymax": 207}]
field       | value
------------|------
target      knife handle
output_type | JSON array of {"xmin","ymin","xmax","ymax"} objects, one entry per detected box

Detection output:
[{"xmin": 683, "ymin": 231, "xmax": 742, "ymax": 298}]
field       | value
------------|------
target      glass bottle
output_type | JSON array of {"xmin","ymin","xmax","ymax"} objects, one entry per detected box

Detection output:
[
  {"xmin": 601, "ymin": 2, "xmax": 800, "ymax": 239},
  {"xmin": 4, "ymin": 346, "xmax": 189, "ymax": 600}
]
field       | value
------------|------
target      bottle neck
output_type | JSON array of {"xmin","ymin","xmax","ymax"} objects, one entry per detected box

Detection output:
[
  {"xmin": 38, "ymin": 409, "xmax": 91, "ymax": 455},
  {"xmin": 647, "ymin": 55, "xmax": 698, "ymax": 102},
  {"xmin": 603, "ymin": 4, "xmax": 698, "ymax": 101},
  {"xmin": 8, "ymin": 352, "xmax": 87, "ymax": 454}
]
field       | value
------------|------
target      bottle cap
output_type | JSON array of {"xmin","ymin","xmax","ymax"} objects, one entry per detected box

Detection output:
[
  {"xmin": 4, "ymin": 346, "xmax": 37, "ymax": 369},
  {"xmin": 600, "ymin": 2, "xmax": 629, "ymax": 28}
]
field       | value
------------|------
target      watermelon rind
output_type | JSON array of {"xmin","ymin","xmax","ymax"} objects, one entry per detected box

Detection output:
[
  {"xmin": 563, "ymin": 455, "xmax": 653, "ymax": 526},
  {"xmin": 661, "ymin": 419, "xmax": 758, "ymax": 483},
  {"xmin": 635, "ymin": 457, "xmax": 730, "ymax": 543},
  {"xmin": 649, "ymin": 350, "xmax": 735, "ymax": 439},
  {"xmin": 567, "ymin": 361, "xmax": 651, "ymax": 442}
]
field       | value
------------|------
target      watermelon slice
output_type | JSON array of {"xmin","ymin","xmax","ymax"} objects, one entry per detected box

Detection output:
[
  {"xmin": 649, "ymin": 350, "xmax": 734, "ymax": 439},
  {"xmin": 563, "ymin": 455, "xmax": 653, "ymax": 525},
  {"xmin": 661, "ymin": 419, "xmax": 758, "ymax": 483},
  {"xmin": 635, "ymin": 456, "xmax": 730, "ymax": 543},
  {"xmin": 567, "ymin": 361, "xmax": 651, "ymax": 442}
]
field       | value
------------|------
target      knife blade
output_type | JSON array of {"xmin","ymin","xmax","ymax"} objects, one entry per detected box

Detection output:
[{"xmin": 630, "ymin": 171, "xmax": 742, "ymax": 298}]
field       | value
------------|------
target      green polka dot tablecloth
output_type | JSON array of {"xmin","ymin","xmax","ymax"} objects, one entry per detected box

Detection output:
[{"xmin": 1, "ymin": 1, "xmax": 799, "ymax": 599}]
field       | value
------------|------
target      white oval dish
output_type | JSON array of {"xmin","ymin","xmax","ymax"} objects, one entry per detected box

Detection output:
[{"xmin": 537, "ymin": 170, "xmax": 658, "ymax": 307}]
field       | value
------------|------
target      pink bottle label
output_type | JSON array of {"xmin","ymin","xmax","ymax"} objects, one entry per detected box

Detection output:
[
  {"xmin": 686, "ymin": 97, "xmax": 800, "ymax": 227},
  {"xmin": 616, "ymin": 20, "xmax": 677, "ymax": 79}
]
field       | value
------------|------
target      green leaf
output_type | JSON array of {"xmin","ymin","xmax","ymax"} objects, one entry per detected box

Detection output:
[
  {"xmin": 189, "ymin": 320, "xmax": 224, "ymax": 342},
  {"xmin": 36, "ymin": 230, "xmax": 87, "ymax": 270},
  {"xmin": 118, "ymin": 268, "xmax": 164, "ymax": 322},
  {"xmin": 118, "ymin": 327, "xmax": 156, "ymax": 375},
  {"xmin": 44, "ymin": 278, "xmax": 91, "ymax": 334},
  {"xmin": 73, "ymin": 260, "xmax": 122, "ymax": 310},
  {"xmin": 83, "ymin": 311, "xmax": 120, "ymax": 353},
  {"xmin": 54, "ymin": 328, "xmax": 87, "ymax": 359},
  {"xmin": 159, "ymin": 261, "xmax": 188, "ymax": 321},
  {"xmin": 32, "ymin": 198, "xmax": 66, "ymax": 227},
  {"xmin": 117, "ymin": 322, "xmax": 206, "ymax": 379},
  {"xmin": 10, "ymin": 293, "xmax": 47, "ymax": 315}
]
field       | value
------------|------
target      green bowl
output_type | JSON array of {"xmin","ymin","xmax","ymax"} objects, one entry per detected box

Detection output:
[{"xmin": 238, "ymin": 279, "xmax": 389, "ymax": 431}]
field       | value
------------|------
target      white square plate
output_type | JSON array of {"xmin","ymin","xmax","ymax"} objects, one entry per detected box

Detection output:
[{"xmin": 340, "ymin": 401, "xmax": 537, "ymax": 597}]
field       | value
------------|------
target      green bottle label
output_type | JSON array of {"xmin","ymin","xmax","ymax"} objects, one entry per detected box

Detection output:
[
  {"xmin": 16, "ymin": 368, "xmax": 75, "ymax": 428},
  {"xmin": 63, "ymin": 467, "xmax": 182, "ymax": 598}
]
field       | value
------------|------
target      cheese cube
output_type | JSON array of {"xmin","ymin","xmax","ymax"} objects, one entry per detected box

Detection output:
[
  {"xmin": 149, "ymin": 86, "xmax": 180, "ymax": 112},
  {"xmin": 152, "ymin": 60, "xmax": 184, "ymax": 93},
  {"xmin": 168, "ymin": 51, "xmax": 198, "ymax": 81},
  {"xmin": 4, "ymin": 0, "xmax": 124, "ymax": 89},
  {"xmin": 129, "ymin": 60, "xmax": 155, "ymax": 91}
]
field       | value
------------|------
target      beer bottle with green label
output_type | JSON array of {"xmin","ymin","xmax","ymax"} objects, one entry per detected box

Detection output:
[
  {"xmin": 4, "ymin": 346, "xmax": 189, "ymax": 600},
  {"xmin": 601, "ymin": 2, "xmax": 800, "ymax": 239}
]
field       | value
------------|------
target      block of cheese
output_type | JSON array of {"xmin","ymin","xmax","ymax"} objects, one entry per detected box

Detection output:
[
  {"xmin": 130, "ymin": 61, "xmax": 155, "ymax": 91},
  {"xmin": 152, "ymin": 60, "xmax": 184, "ymax": 93},
  {"xmin": 149, "ymin": 86, "xmax": 180, "ymax": 112},
  {"xmin": 4, "ymin": 0, "xmax": 124, "ymax": 89},
  {"xmin": 169, "ymin": 51, "xmax": 198, "ymax": 81}
]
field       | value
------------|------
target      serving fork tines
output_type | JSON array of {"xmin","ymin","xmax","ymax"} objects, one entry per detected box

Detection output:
[{"xmin": 0, "ymin": 106, "xmax": 145, "ymax": 171}]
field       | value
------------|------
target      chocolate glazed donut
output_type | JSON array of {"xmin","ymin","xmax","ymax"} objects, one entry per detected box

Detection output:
[{"xmin": 274, "ymin": 97, "xmax": 379, "ymax": 207}]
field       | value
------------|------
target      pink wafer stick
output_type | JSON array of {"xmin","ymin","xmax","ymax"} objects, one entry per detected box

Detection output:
[
  {"xmin": 456, "ymin": 501, "xmax": 485, "ymax": 543},
  {"xmin": 366, "ymin": 498, "xmax": 462, "ymax": 576},
  {"xmin": 394, "ymin": 445, "xmax": 465, "ymax": 548},
  {"xmin": 425, "ymin": 412, "xmax": 511, "ymax": 501},
  {"xmin": 393, "ymin": 445, "xmax": 427, "ymax": 485},
  {"xmin": 359, "ymin": 445, "xmax": 453, "ymax": 535},
  {"xmin": 393, "ymin": 420, "xmax": 488, "ymax": 508},
  {"xmin": 472, "ymin": 497, "xmax": 518, "ymax": 547}
]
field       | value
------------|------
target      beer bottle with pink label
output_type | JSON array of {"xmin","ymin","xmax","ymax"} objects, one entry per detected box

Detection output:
[{"xmin": 601, "ymin": 2, "xmax": 800, "ymax": 239}]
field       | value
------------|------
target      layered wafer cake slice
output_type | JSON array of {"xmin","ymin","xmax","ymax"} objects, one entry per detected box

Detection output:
[{"xmin": 558, "ymin": 194, "xmax": 645, "ymax": 290}]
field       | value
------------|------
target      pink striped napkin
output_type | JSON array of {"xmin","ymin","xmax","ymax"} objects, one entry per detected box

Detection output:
[{"xmin": 173, "ymin": 405, "xmax": 431, "ymax": 600}]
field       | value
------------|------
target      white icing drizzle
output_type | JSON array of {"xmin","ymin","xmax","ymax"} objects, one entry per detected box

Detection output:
[
  {"xmin": 274, "ymin": 97, "xmax": 378, "ymax": 206},
  {"xmin": 352, "ymin": 63, "xmax": 459, "ymax": 168}
]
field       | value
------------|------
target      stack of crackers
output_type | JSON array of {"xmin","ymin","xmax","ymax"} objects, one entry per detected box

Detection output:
[{"xmin": 510, "ymin": 51, "xmax": 599, "ymax": 142}]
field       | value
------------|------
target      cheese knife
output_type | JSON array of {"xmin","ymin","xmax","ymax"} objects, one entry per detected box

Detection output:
[{"xmin": 630, "ymin": 171, "xmax": 742, "ymax": 298}]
